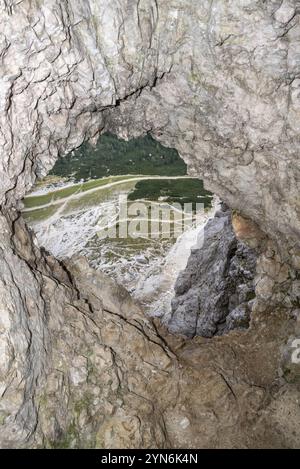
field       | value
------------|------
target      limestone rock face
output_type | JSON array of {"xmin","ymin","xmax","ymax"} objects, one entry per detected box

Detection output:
[
  {"xmin": 0, "ymin": 0, "xmax": 300, "ymax": 448},
  {"xmin": 169, "ymin": 205, "xmax": 257, "ymax": 338},
  {"xmin": 0, "ymin": 210, "xmax": 298, "ymax": 449},
  {"xmin": 0, "ymin": 0, "xmax": 299, "ymax": 262},
  {"xmin": 104, "ymin": 1, "xmax": 300, "ymax": 265}
]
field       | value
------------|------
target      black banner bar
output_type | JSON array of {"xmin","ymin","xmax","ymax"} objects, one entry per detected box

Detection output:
[{"xmin": 0, "ymin": 448, "xmax": 293, "ymax": 465}]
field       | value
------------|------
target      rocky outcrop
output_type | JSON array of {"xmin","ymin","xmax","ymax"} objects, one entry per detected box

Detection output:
[
  {"xmin": 169, "ymin": 205, "xmax": 257, "ymax": 338},
  {"xmin": 0, "ymin": 0, "xmax": 299, "ymax": 262},
  {"xmin": 0, "ymin": 209, "xmax": 299, "ymax": 449},
  {"xmin": 0, "ymin": 0, "xmax": 299, "ymax": 448}
]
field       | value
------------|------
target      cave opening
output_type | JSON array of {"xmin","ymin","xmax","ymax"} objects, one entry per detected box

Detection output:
[
  {"xmin": 1, "ymin": 0, "xmax": 299, "ymax": 450},
  {"xmin": 21, "ymin": 132, "xmax": 256, "ymax": 338}
]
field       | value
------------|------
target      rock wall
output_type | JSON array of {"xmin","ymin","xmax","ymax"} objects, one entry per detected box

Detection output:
[
  {"xmin": 0, "ymin": 0, "xmax": 299, "ymax": 448},
  {"xmin": 169, "ymin": 205, "xmax": 257, "ymax": 338},
  {"xmin": 104, "ymin": 0, "xmax": 300, "ymax": 266},
  {"xmin": 0, "ymin": 0, "xmax": 299, "ymax": 261},
  {"xmin": 1, "ymin": 209, "xmax": 299, "ymax": 449}
]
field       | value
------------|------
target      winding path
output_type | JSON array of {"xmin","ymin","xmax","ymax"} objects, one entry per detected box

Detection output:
[{"xmin": 23, "ymin": 175, "xmax": 191, "ymax": 212}]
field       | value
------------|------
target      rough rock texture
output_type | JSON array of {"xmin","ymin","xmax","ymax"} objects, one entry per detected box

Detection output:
[
  {"xmin": 169, "ymin": 205, "xmax": 257, "ymax": 338},
  {"xmin": 0, "ymin": 0, "xmax": 300, "ymax": 448},
  {"xmin": 104, "ymin": 0, "xmax": 300, "ymax": 267},
  {"xmin": 0, "ymin": 0, "xmax": 299, "ymax": 262},
  {"xmin": 0, "ymin": 210, "xmax": 299, "ymax": 449}
]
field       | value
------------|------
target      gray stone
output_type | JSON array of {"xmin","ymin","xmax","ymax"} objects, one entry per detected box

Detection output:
[
  {"xmin": 169, "ymin": 205, "xmax": 257, "ymax": 338},
  {"xmin": 0, "ymin": 0, "xmax": 299, "ymax": 449}
]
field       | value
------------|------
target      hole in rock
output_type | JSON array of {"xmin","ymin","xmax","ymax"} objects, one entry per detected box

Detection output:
[{"xmin": 22, "ymin": 133, "xmax": 256, "ymax": 338}]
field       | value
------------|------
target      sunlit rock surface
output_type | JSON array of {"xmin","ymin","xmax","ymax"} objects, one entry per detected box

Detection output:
[{"xmin": 0, "ymin": 0, "xmax": 299, "ymax": 448}]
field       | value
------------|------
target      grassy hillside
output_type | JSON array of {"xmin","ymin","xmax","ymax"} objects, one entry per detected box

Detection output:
[
  {"xmin": 50, "ymin": 133, "xmax": 187, "ymax": 180},
  {"xmin": 128, "ymin": 179, "xmax": 213, "ymax": 209}
]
